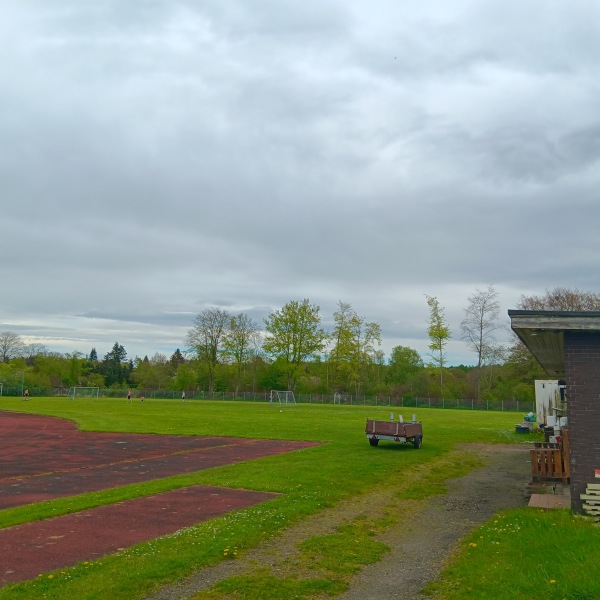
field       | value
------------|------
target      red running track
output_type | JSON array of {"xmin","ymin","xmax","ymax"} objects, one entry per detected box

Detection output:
[
  {"xmin": 0, "ymin": 411, "xmax": 318, "ymax": 509},
  {"xmin": 0, "ymin": 411, "xmax": 320, "ymax": 584},
  {"xmin": 0, "ymin": 485, "xmax": 278, "ymax": 584}
]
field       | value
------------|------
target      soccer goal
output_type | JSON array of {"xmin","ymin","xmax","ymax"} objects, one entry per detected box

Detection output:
[
  {"xmin": 68, "ymin": 386, "xmax": 100, "ymax": 400},
  {"xmin": 270, "ymin": 390, "xmax": 296, "ymax": 407}
]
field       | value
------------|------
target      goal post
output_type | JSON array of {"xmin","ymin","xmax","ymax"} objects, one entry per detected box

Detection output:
[
  {"xmin": 269, "ymin": 390, "xmax": 296, "ymax": 407},
  {"xmin": 68, "ymin": 386, "xmax": 100, "ymax": 400}
]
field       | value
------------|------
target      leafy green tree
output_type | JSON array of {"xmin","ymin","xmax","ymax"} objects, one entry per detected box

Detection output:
[
  {"xmin": 425, "ymin": 295, "xmax": 451, "ymax": 398},
  {"xmin": 34, "ymin": 353, "xmax": 71, "ymax": 389},
  {"xmin": 185, "ymin": 308, "xmax": 230, "ymax": 394},
  {"xmin": 169, "ymin": 349, "xmax": 186, "ymax": 372},
  {"xmin": 65, "ymin": 351, "xmax": 86, "ymax": 386},
  {"xmin": 329, "ymin": 302, "xmax": 362, "ymax": 392},
  {"xmin": 174, "ymin": 360, "xmax": 200, "ymax": 393},
  {"xmin": 328, "ymin": 301, "xmax": 382, "ymax": 395},
  {"xmin": 263, "ymin": 299, "xmax": 327, "ymax": 390},
  {"xmin": 223, "ymin": 313, "xmax": 260, "ymax": 395},
  {"xmin": 133, "ymin": 353, "xmax": 171, "ymax": 390},
  {"xmin": 356, "ymin": 321, "xmax": 382, "ymax": 395},
  {"xmin": 100, "ymin": 342, "xmax": 130, "ymax": 387},
  {"xmin": 387, "ymin": 345, "xmax": 423, "ymax": 385}
]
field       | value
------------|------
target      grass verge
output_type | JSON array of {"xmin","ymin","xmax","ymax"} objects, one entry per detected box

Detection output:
[{"xmin": 423, "ymin": 507, "xmax": 600, "ymax": 600}]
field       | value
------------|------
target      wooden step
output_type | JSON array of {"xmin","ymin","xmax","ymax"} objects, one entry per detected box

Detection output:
[
  {"xmin": 580, "ymin": 494, "xmax": 600, "ymax": 503},
  {"xmin": 582, "ymin": 504, "xmax": 600, "ymax": 515}
]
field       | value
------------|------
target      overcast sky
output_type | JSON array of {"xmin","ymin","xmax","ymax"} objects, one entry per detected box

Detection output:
[{"xmin": 2, "ymin": 1, "xmax": 599, "ymax": 365}]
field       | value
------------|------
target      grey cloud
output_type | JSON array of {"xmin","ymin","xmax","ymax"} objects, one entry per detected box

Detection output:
[{"xmin": 2, "ymin": 0, "xmax": 600, "ymax": 363}]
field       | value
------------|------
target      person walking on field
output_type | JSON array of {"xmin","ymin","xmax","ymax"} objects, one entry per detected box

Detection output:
[
  {"xmin": 181, "ymin": 390, "xmax": 186, "ymax": 402},
  {"xmin": 23, "ymin": 388, "xmax": 29, "ymax": 401},
  {"xmin": 127, "ymin": 390, "xmax": 132, "ymax": 402}
]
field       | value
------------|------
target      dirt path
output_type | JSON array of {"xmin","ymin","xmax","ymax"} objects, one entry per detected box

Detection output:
[
  {"xmin": 148, "ymin": 444, "xmax": 531, "ymax": 599},
  {"xmin": 339, "ymin": 444, "xmax": 531, "ymax": 599}
]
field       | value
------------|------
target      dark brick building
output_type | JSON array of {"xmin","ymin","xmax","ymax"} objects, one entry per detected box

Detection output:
[{"xmin": 509, "ymin": 310, "xmax": 600, "ymax": 513}]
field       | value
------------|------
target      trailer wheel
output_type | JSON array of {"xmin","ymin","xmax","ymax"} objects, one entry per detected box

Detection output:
[
  {"xmin": 413, "ymin": 435, "xmax": 423, "ymax": 449},
  {"xmin": 369, "ymin": 438, "xmax": 379, "ymax": 447}
]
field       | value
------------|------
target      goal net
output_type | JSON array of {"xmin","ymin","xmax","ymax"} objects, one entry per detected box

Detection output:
[
  {"xmin": 269, "ymin": 390, "xmax": 296, "ymax": 406},
  {"xmin": 69, "ymin": 386, "xmax": 100, "ymax": 400}
]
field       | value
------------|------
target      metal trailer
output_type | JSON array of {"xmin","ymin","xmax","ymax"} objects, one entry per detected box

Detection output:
[{"xmin": 365, "ymin": 418, "xmax": 423, "ymax": 448}]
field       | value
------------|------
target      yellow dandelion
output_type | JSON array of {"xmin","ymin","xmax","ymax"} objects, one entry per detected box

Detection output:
[
  {"xmin": 550, "ymin": 580, "xmax": 556, "ymax": 585},
  {"xmin": 48, "ymin": 574, "xmax": 54, "ymax": 579}
]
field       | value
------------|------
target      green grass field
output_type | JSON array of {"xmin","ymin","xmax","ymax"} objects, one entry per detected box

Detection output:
[{"xmin": 0, "ymin": 397, "xmax": 598, "ymax": 600}]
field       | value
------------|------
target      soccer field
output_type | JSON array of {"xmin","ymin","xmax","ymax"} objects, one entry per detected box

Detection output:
[{"xmin": 0, "ymin": 398, "xmax": 523, "ymax": 599}]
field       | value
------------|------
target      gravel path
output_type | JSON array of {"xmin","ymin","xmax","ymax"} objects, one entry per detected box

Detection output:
[
  {"xmin": 147, "ymin": 443, "xmax": 531, "ymax": 600},
  {"xmin": 339, "ymin": 444, "xmax": 531, "ymax": 599}
]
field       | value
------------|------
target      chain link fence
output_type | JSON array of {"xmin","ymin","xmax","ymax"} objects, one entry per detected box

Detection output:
[{"xmin": 0, "ymin": 386, "xmax": 532, "ymax": 413}]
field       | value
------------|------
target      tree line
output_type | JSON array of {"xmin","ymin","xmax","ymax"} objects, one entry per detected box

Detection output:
[{"xmin": 1, "ymin": 287, "xmax": 598, "ymax": 403}]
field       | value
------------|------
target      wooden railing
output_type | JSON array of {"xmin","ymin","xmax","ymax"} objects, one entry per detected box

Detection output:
[{"xmin": 530, "ymin": 428, "xmax": 570, "ymax": 484}]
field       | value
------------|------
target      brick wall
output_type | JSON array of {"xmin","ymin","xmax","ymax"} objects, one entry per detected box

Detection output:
[{"xmin": 564, "ymin": 331, "xmax": 600, "ymax": 513}]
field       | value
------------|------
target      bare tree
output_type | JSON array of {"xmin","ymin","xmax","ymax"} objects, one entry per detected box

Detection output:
[
  {"xmin": 518, "ymin": 286, "xmax": 600, "ymax": 310},
  {"xmin": 461, "ymin": 285, "xmax": 501, "ymax": 369},
  {"xmin": 185, "ymin": 308, "xmax": 231, "ymax": 394},
  {"xmin": 0, "ymin": 331, "xmax": 25, "ymax": 363},
  {"xmin": 507, "ymin": 286, "xmax": 600, "ymax": 385},
  {"xmin": 23, "ymin": 343, "xmax": 48, "ymax": 365}
]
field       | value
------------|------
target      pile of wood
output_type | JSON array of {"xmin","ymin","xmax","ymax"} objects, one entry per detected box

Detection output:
[{"xmin": 581, "ymin": 472, "xmax": 600, "ymax": 521}]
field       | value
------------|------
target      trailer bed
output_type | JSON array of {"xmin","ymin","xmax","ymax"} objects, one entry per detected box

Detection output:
[{"xmin": 365, "ymin": 418, "xmax": 423, "ymax": 448}]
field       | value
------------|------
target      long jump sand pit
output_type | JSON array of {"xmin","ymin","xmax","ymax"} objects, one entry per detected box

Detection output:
[{"xmin": 0, "ymin": 411, "xmax": 320, "ymax": 584}]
